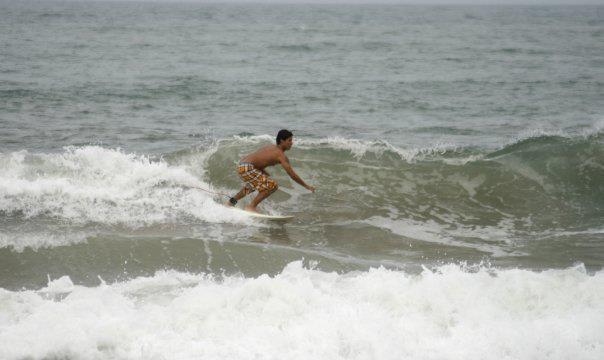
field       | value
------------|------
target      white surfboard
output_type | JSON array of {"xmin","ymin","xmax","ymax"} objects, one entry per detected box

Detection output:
[{"xmin": 231, "ymin": 207, "xmax": 294, "ymax": 222}]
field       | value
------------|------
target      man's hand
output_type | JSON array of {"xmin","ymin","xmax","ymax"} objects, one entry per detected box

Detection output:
[{"xmin": 306, "ymin": 185, "xmax": 316, "ymax": 193}]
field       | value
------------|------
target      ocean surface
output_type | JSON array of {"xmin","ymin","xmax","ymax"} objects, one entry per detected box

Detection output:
[{"xmin": 1, "ymin": 1, "xmax": 603, "ymax": 359}]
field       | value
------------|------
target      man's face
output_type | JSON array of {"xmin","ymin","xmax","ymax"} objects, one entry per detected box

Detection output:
[{"xmin": 283, "ymin": 136, "xmax": 293, "ymax": 150}]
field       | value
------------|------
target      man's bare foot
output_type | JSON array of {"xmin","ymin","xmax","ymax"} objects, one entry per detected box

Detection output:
[{"xmin": 244, "ymin": 205, "xmax": 260, "ymax": 213}]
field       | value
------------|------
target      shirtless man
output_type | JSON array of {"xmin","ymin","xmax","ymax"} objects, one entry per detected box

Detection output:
[{"xmin": 226, "ymin": 129, "xmax": 315, "ymax": 213}]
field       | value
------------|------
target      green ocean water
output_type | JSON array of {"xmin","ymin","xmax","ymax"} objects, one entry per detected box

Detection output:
[{"xmin": 1, "ymin": 1, "xmax": 603, "ymax": 289}]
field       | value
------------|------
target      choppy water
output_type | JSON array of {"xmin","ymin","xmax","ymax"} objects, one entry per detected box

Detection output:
[{"xmin": 1, "ymin": 1, "xmax": 603, "ymax": 359}]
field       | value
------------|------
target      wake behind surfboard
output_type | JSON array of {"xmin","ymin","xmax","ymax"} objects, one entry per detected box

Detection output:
[
  {"xmin": 188, "ymin": 185, "xmax": 293, "ymax": 221},
  {"xmin": 230, "ymin": 207, "xmax": 294, "ymax": 222}
]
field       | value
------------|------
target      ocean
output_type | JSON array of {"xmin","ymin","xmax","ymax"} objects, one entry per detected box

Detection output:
[{"xmin": 1, "ymin": 1, "xmax": 603, "ymax": 359}]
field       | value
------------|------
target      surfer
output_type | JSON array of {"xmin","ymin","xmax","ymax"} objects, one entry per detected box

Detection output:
[{"xmin": 226, "ymin": 129, "xmax": 315, "ymax": 213}]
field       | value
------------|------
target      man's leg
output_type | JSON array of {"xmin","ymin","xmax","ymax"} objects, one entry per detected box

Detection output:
[
  {"xmin": 245, "ymin": 186, "xmax": 277, "ymax": 213},
  {"xmin": 225, "ymin": 186, "xmax": 250, "ymax": 207}
]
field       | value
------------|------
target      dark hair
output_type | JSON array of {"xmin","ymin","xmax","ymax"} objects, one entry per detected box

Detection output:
[{"xmin": 276, "ymin": 129, "xmax": 293, "ymax": 145}]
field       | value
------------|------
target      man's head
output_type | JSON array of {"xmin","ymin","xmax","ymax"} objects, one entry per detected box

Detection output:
[{"xmin": 276, "ymin": 129, "xmax": 293, "ymax": 150}]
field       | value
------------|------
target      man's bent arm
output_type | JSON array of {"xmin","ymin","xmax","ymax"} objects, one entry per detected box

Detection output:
[{"xmin": 280, "ymin": 156, "xmax": 312, "ymax": 190}]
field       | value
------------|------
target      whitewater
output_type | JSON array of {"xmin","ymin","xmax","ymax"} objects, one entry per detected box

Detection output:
[{"xmin": 2, "ymin": 263, "xmax": 603, "ymax": 360}]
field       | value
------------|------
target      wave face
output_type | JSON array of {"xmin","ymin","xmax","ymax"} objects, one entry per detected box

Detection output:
[
  {"xmin": 1, "ymin": 262, "xmax": 603, "ymax": 360},
  {"xmin": 211, "ymin": 133, "xmax": 604, "ymax": 233}
]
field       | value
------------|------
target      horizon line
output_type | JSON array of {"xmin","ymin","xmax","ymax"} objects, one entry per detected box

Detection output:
[{"xmin": 7, "ymin": 0, "xmax": 604, "ymax": 5}]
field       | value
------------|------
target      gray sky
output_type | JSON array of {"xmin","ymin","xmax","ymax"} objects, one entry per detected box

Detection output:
[
  {"xmin": 57, "ymin": 0, "xmax": 604, "ymax": 4},
  {"xmin": 133, "ymin": 0, "xmax": 603, "ymax": 4}
]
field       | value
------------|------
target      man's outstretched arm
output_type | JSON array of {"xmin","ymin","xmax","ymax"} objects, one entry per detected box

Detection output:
[{"xmin": 280, "ymin": 155, "xmax": 315, "ymax": 192}]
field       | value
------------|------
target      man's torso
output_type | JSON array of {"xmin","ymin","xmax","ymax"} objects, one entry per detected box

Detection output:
[{"xmin": 240, "ymin": 145, "xmax": 283, "ymax": 170}]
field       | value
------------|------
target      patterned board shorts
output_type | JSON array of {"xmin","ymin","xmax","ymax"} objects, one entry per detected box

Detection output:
[{"xmin": 238, "ymin": 162, "xmax": 277, "ymax": 195}]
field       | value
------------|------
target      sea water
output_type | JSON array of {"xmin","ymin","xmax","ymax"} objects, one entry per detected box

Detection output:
[{"xmin": 1, "ymin": 1, "xmax": 603, "ymax": 359}]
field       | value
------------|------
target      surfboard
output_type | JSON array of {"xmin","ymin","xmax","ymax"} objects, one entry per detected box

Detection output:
[{"xmin": 230, "ymin": 207, "xmax": 294, "ymax": 222}]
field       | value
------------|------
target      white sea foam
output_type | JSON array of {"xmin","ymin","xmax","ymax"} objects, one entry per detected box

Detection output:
[
  {"xmin": 511, "ymin": 128, "xmax": 567, "ymax": 143},
  {"xmin": 500, "ymin": 124, "xmax": 603, "ymax": 150},
  {"xmin": 231, "ymin": 134, "xmax": 459, "ymax": 162},
  {"xmin": 586, "ymin": 119, "xmax": 604, "ymax": 136},
  {"xmin": 0, "ymin": 262, "xmax": 602, "ymax": 360},
  {"xmin": 465, "ymin": 125, "xmax": 604, "ymax": 160},
  {"xmin": 0, "ymin": 146, "xmax": 253, "ymax": 229},
  {"xmin": 0, "ymin": 230, "xmax": 91, "ymax": 252}
]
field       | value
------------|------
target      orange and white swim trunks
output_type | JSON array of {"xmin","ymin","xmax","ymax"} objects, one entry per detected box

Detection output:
[{"xmin": 238, "ymin": 162, "xmax": 277, "ymax": 195}]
